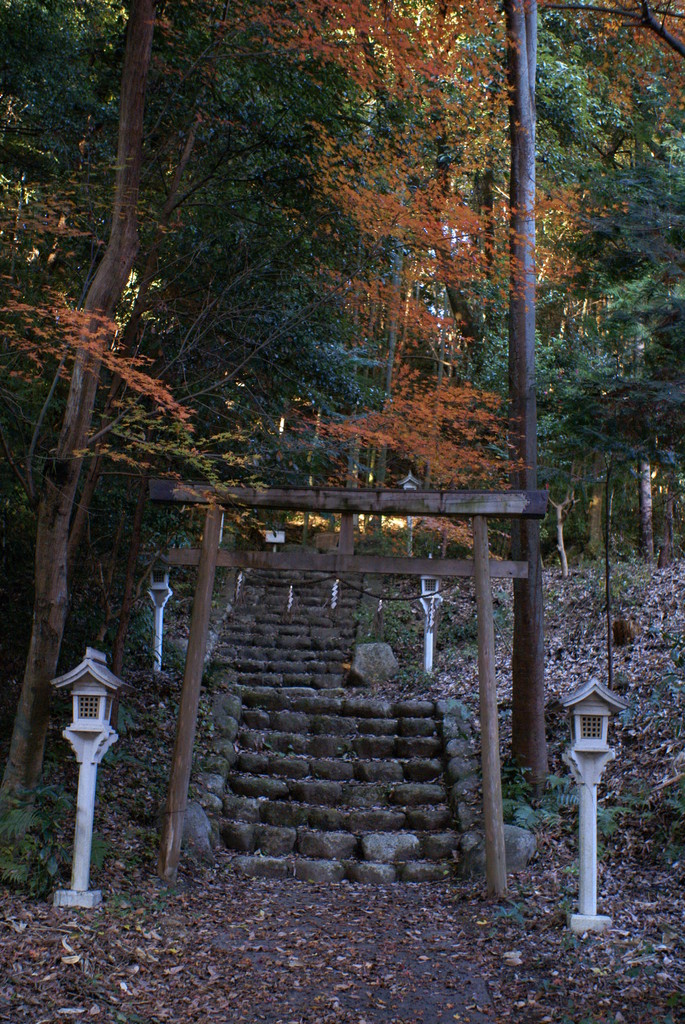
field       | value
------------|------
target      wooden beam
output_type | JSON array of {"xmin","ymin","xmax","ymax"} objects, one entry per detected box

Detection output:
[
  {"xmin": 473, "ymin": 515, "xmax": 507, "ymax": 897},
  {"xmin": 339, "ymin": 513, "xmax": 354, "ymax": 555},
  {"xmin": 165, "ymin": 548, "xmax": 529, "ymax": 579},
  {"xmin": 150, "ymin": 478, "xmax": 548, "ymax": 519},
  {"xmin": 157, "ymin": 505, "xmax": 223, "ymax": 883}
]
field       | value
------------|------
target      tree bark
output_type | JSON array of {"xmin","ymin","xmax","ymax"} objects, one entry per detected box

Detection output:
[
  {"xmin": 587, "ymin": 453, "xmax": 604, "ymax": 556},
  {"xmin": 1, "ymin": 0, "xmax": 156, "ymax": 798},
  {"xmin": 658, "ymin": 475, "xmax": 675, "ymax": 568},
  {"xmin": 550, "ymin": 489, "xmax": 575, "ymax": 578},
  {"xmin": 638, "ymin": 458, "xmax": 655, "ymax": 561},
  {"xmin": 111, "ymin": 471, "xmax": 149, "ymax": 677},
  {"xmin": 505, "ymin": 0, "xmax": 547, "ymax": 785}
]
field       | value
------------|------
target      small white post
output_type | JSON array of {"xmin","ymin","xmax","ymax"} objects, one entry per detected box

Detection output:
[{"xmin": 149, "ymin": 571, "xmax": 173, "ymax": 672}]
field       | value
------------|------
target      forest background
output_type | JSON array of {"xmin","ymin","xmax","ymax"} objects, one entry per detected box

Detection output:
[{"xmin": 0, "ymin": 0, "xmax": 683, "ymax": 803}]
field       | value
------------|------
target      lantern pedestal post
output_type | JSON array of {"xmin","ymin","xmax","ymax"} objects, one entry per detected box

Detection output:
[
  {"xmin": 563, "ymin": 747, "xmax": 614, "ymax": 934},
  {"xmin": 149, "ymin": 572, "xmax": 173, "ymax": 672}
]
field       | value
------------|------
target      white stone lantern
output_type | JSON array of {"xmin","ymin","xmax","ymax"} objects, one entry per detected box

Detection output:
[
  {"xmin": 419, "ymin": 566, "xmax": 442, "ymax": 674},
  {"xmin": 561, "ymin": 677, "xmax": 628, "ymax": 934},
  {"xmin": 148, "ymin": 567, "xmax": 173, "ymax": 672},
  {"xmin": 52, "ymin": 648, "xmax": 128, "ymax": 908},
  {"xmin": 399, "ymin": 472, "xmax": 421, "ymax": 555}
]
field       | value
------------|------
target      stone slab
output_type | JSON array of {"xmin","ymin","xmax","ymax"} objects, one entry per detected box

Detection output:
[
  {"xmin": 389, "ymin": 783, "xmax": 444, "ymax": 806},
  {"xmin": 288, "ymin": 779, "xmax": 343, "ymax": 805},
  {"xmin": 348, "ymin": 809, "xmax": 406, "ymax": 832},
  {"xmin": 260, "ymin": 801, "xmax": 311, "ymax": 828},
  {"xmin": 355, "ymin": 761, "xmax": 404, "ymax": 783},
  {"xmin": 233, "ymin": 856, "xmax": 292, "ymax": 879},
  {"xmin": 53, "ymin": 889, "xmax": 102, "ymax": 908},
  {"xmin": 397, "ymin": 861, "xmax": 452, "ymax": 882},
  {"xmin": 255, "ymin": 824, "xmax": 297, "ymax": 856},
  {"xmin": 402, "ymin": 759, "xmax": 442, "ymax": 783},
  {"xmin": 220, "ymin": 821, "xmax": 255, "ymax": 852},
  {"xmin": 297, "ymin": 830, "xmax": 358, "ymax": 860},
  {"xmin": 361, "ymin": 832, "xmax": 420, "ymax": 863},
  {"xmin": 344, "ymin": 862, "xmax": 397, "ymax": 884},
  {"xmin": 223, "ymin": 794, "xmax": 261, "ymax": 822},
  {"xmin": 568, "ymin": 914, "xmax": 612, "ymax": 934},
  {"xmin": 293, "ymin": 859, "xmax": 346, "ymax": 883}
]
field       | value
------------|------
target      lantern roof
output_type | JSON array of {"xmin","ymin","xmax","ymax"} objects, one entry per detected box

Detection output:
[
  {"xmin": 398, "ymin": 471, "xmax": 421, "ymax": 489},
  {"xmin": 52, "ymin": 648, "xmax": 128, "ymax": 694},
  {"xmin": 560, "ymin": 677, "xmax": 628, "ymax": 715}
]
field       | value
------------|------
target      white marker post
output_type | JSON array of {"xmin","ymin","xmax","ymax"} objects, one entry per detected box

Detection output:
[
  {"xmin": 52, "ymin": 649, "xmax": 128, "ymax": 908},
  {"xmin": 149, "ymin": 569, "xmax": 173, "ymax": 672},
  {"xmin": 561, "ymin": 678, "xmax": 628, "ymax": 934}
]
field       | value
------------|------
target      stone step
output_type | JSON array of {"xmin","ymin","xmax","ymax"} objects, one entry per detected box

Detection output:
[
  {"xmin": 221, "ymin": 822, "xmax": 458, "ymax": 862},
  {"xmin": 234, "ymin": 658, "xmax": 331, "ymax": 674},
  {"xmin": 232, "ymin": 671, "xmax": 346, "ymax": 689},
  {"xmin": 238, "ymin": 728, "xmax": 442, "ymax": 760},
  {"xmin": 227, "ymin": 772, "xmax": 446, "ymax": 808},
  {"xmin": 235, "ymin": 749, "xmax": 443, "ymax": 784},
  {"xmin": 235, "ymin": 686, "xmax": 436, "ymax": 720},
  {"xmin": 223, "ymin": 795, "xmax": 453, "ymax": 833},
  {"xmin": 230, "ymin": 854, "xmax": 453, "ymax": 883},
  {"xmin": 237, "ymin": 709, "xmax": 437, "ymax": 739}
]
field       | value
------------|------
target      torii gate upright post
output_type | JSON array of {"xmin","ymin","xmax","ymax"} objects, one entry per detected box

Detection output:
[
  {"xmin": 158, "ymin": 505, "xmax": 223, "ymax": 883},
  {"xmin": 473, "ymin": 515, "xmax": 507, "ymax": 895}
]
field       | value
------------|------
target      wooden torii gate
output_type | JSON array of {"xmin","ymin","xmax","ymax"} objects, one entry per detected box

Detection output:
[{"xmin": 150, "ymin": 479, "xmax": 548, "ymax": 895}]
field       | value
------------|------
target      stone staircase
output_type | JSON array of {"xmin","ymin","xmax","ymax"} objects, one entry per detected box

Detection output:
[
  {"xmin": 205, "ymin": 569, "xmax": 472, "ymax": 882},
  {"xmin": 212, "ymin": 569, "xmax": 357, "ymax": 690}
]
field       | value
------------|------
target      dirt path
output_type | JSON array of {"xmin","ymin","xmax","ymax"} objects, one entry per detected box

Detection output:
[{"xmin": 2, "ymin": 856, "xmax": 683, "ymax": 1024}]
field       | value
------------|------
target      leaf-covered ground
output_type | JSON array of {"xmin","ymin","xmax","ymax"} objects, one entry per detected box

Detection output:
[{"xmin": 1, "ymin": 560, "xmax": 684, "ymax": 1024}]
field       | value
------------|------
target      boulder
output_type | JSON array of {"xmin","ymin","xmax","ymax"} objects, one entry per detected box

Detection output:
[
  {"xmin": 458, "ymin": 824, "xmax": 537, "ymax": 878},
  {"xmin": 347, "ymin": 643, "xmax": 399, "ymax": 686},
  {"xmin": 182, "ymin": 800, "xmax": 215, "ymax": 864}
]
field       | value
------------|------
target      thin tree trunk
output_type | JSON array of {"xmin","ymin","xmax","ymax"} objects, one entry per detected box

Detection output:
[
  {"xmin": 67, "ymin": 123, "xmax": 197, "ymax": 577},
  {"xmin": 505, "ymin": 0, "xmax": 547, "ymax": 785},
  {"xmin": 1, "ymin": 0, "xmax": 155, "ymax": 798},
  {"xmin": 605, "ymin": 460, "xmax": 614, "ymax": 689},
  {"xmin": 550, "ymin": 489, "xmax": 574, "ymax": 578},
  {"xmin": 111, "ymin": 471, "xmax": 149, "ymax": 677},
  {"xmin": 658, "ymin": 476, "xmax": 675, "ymax": 568},
  {"xmin": 587, "ymin": 470, "xmax": 604, "ymax": 557},
  {"xmin": 638, "ymin": 458, "xmax": 654, "ymax": 561}
]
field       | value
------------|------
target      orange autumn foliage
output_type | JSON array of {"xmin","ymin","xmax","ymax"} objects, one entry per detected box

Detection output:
[{"xmin": 325, "ymin": 365, "xmax": 509, "ymax": 489}]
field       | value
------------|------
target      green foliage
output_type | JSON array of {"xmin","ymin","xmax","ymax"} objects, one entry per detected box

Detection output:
[
  {"xmin": 0, "ymin": 784, "xmax": 72, "ymax": 897},
  {"xmin": 501, "ymin": 762, "xmax": 578, "ymax": 830}
]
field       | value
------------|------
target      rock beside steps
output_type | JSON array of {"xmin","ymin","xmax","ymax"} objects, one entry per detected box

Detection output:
[
  {"xmin": 212, "ymin": 569, "xmax": 359, "ymax": 690},
  {"xmin": 216, "ymin": 684, "xmax": 463, "ymax": 883}
]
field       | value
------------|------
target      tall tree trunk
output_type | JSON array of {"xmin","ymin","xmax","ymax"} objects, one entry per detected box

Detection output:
[
  {"xmin": 1, "ymin": 0, "xmax": 155, "ymax": 798},
  {"xmin": 638, "ymin": 459, "xmax": 655, "ymax": 561},
  {"xmin": 505, "ymin": 0, "xmax": 547, "ymax": 784}
]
